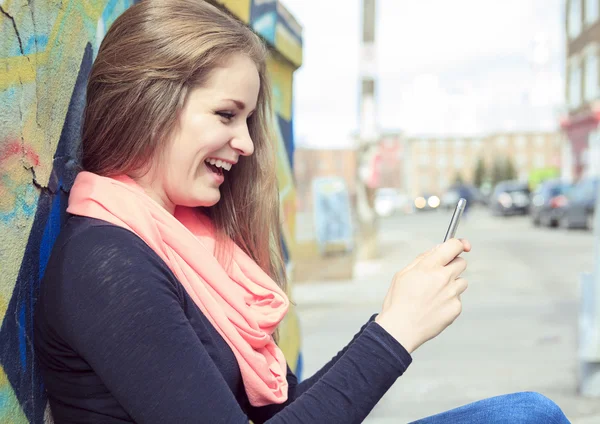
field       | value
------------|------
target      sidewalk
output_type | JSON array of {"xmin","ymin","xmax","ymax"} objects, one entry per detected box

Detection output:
[{"xmin": 292, "ymin": 211, "xmax": 600, "ymax": 423}]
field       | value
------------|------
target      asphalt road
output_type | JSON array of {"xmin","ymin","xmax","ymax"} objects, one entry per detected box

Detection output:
[{"xmin": 293, "ymin": 206, "xmax": 600, "ymax": 423}]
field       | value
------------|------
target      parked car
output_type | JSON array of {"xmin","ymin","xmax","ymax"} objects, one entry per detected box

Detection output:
[
  {"xmin": 530, "ymin": 179, "xmax": 571, "ymax": 227},
  {"xmin": 441, "ymin": 184, "xmax": 487, "ymax": 210},
  {"xmin": 489, "ymin": 180, "xmax": 531, "ymax": 216},
  {"xmin": 414, "ymin": 193, "xmax": 441, "ymax": 212},
  {"xmin": 375, "ymin": 188, "xmax": 411, "ymax": 216},
  {"xmin": 441, "ymin": 188, "xmax": 460, "ymax": 210},
  {"xmin": 556, "ymin": 177, "xmax": 599, "ymax": 230}
]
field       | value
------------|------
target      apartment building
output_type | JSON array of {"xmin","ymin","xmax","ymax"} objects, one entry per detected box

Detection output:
[
  {"xmin": 561, "ymin": 0, "xmax": 600, "ymax": 180},
  {"xmin": 401, "ymin": 132, "xmax": 561, "ymax": 198}
]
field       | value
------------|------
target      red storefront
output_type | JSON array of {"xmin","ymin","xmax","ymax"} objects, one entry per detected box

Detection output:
[{"xmin": 560, "ymin": 109, "xmax": 600, "ymax": 180}]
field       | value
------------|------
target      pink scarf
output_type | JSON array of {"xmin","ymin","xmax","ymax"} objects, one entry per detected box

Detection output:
[{"xmin": 67, "ymin": 171, "xmax": 289, "ymax": 406}]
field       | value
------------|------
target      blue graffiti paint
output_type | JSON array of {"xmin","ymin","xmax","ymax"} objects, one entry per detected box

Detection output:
[
  {"xmin": 39, "ymin": 182, "xmax": 63, "ymax": 282},
  {"xmin": 0, "ymin": 389, "xmax": 7, "ymax": 411},
  {"xmin": 0, "ymin": 185, "xmax": 38, "ymax": 224},
  {"xmin": 4, "ymin": 87, "xmax": 17, "ymax": 103},
  {"xmin": 103, "ymin": 0, "xmax": 137, "ymax": 31},
  {"xmin": 295, "ymin": 351, "xmax": 303, "ymax": 382},
  {"xmin": 0, "ymin": 42, "xmax": 95, "ymax": 424},
  {"xmin": 277, "ymin": 115, "xmax": 294, "ymax": 169},
  {"xmin": 18, "ymin": 305, "xmax": 26, "ymax": 370},
  {"xmin": 252, "ymin": 12, "xmax": 277, "ymax": 44},
  {"xmin": 21, "ymin": 35, "xmax": 49, "ymax": 55}
]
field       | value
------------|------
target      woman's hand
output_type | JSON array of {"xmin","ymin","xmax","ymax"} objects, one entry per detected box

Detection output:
[{"xmin": 375, "ymin": 238, "xmax": 471, "ymax": 354}]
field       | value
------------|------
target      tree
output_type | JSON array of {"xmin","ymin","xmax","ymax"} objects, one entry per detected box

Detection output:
[
  {"xmin": 473, "ymin": 157, "xmax": 486, "ymax": 188},
  {"xmin": 453, "ymin": 171, "xmax": 464, "ymax": 185},
  {"xmin": 491, "ymin": 158, "xmax": 505, "ymax": 186},
  {"xmin": 505, "ymin": 157, "xmax": 517, "ymax": 181},
  {"xmin": 491, "ymin": 156, "xmax": 518, "ymax": 186}
]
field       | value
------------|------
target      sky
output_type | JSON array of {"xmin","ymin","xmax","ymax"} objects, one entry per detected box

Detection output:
[{"xmin": 282, "ymin": 0, "xmax": 566, "ymax": 149}]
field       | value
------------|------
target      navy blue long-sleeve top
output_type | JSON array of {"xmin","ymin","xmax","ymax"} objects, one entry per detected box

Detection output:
[{"xmin": 34, "ymin": 216, "xmax": 412, "ymax": 423}]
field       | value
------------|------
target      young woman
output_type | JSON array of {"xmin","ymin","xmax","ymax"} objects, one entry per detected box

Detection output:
[{"xmin": 34, "ymin": 1, "xmax": 570, "ymax": 422}]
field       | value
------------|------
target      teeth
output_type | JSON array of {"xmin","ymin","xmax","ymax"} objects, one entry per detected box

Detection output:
[{"xmin": 205, "ymin": 158, "xmax": 232, "ymax": 171}]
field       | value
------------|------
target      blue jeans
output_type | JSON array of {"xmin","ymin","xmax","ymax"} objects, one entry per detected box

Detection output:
[{"xmin": 410, "ymin": 392, "xmax": 570, "ymax": 423}]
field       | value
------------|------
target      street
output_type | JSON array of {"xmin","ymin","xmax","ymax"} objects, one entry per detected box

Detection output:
[{"xmin": 292, "ymin": 207, "xmax": 600, "ymax": 423}]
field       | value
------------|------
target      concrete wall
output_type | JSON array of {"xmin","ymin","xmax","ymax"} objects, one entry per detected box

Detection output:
[{"xmin": 0, "ymin": 1, "xmax": 303, "ymax": 422}]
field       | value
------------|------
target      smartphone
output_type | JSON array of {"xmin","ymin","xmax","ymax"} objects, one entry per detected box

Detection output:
[{"xmin": 443, "ymin": 198, "xmax": 467, "ymax": 242}]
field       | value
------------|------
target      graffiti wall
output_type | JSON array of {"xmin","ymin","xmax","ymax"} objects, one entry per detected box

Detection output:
[
  {"xmin": 0, "ymin": 2, "xmax": 138, "ymax": 422},
  {"xmin": 0, "ymin": 0, "xmax": 303, "ymax": 422}
]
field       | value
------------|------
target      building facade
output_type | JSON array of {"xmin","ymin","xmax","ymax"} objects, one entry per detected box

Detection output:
[
  {"xmin": 561, "ymin": 0, "xmax": 600, "ymax": 181},
  {"xmin": 400, "ymin": 132, "xmax": 561, "ymax": 198}
]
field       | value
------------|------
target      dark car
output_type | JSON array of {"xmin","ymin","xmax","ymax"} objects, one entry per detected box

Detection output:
[
  {"xmin": 557, "ymin": 177, "xmax": 599, "ymax": 230},
  {"xmin": 490, "ymin": 180, "xmax": 531, "ymax": 216},
  {"xmin": 441, "ymin": 184, "xmax": 486, "ymax": 210},
  {"xmin": 530, "ymin": 179, "xmax": 571, "ymax": 227}
]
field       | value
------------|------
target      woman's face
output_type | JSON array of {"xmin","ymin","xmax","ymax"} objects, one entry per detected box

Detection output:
[{"xmin": 137, "ymin": 54, "xmax": 259, "ymax": 213}]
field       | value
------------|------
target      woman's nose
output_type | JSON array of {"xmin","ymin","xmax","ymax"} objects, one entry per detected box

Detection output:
[{"xmin": 230, "ymin": 125, "xmax": 255, "ymax": 156}]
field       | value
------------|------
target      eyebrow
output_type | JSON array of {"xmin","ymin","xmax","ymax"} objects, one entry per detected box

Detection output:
[{"xmin": 225, "ymin": 99, "xmax": 255, "ymax": 114}]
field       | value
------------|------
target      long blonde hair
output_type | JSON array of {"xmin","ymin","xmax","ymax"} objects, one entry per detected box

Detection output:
[{"xmin": 81, "ymin": 0, "xmax": 287, "ymax": 289}]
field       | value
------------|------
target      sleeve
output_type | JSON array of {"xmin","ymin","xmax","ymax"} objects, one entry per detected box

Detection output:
[
  {"xmin": 248, "ymin": 314, "xmax": 381, "ymax": 422},
  {"xmin": 248, "ymin": 317, "xmax": 413, "ymax": 423},
  {"xmin": 56, "ymin": 226, "xmax": 412, "ymax": 424}
]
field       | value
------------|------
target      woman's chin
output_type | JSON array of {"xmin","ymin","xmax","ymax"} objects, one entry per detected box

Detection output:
[
  {"xmin": 195, "ymin": 191, "xmax": 221, "ymax": 208},
  {"xmin": 176, "ymin": 185, "xmax": 222, "ymax": 208}
]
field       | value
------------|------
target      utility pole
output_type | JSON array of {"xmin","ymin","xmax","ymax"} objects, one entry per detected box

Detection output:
[
  {"xmin": 579, "ymin": 134, "xmax": 600, "ymax": 396},
  {"xmin": 356, "ymin": 0, "xmax": 379, "ymax": 260}
]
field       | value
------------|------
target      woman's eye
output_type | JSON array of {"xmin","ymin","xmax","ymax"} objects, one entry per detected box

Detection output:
[{"xmin": 217, "ymin": 111, "xmax": 235, "ymax": 121}]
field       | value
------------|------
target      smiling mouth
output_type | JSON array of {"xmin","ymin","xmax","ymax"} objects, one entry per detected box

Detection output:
[{"xmin": 206, "ymin": 162, "xmax": 224, "ymax": 176}]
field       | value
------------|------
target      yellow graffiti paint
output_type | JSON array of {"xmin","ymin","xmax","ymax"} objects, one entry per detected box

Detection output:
[
  {"xmin": 213, "ymin": 0, "xmax": 252, "ymax": 23},
  {"xmin": 267, "ymin": 55, "xmax": 294, "ymax": 121},
  {"xmin": 0, "ymin": 366, "xmax": 28, "ymax": 424},
  {"xmin": 275, "ymin": 24, "xmax": 303, "ymax": 69},
  {"xmin": 1, "ymin": 0, "xmax": 110, "ymax": 316},
  {"xmin": 274, "ymin": 117, "xmax": 297, "ymax": 255}
]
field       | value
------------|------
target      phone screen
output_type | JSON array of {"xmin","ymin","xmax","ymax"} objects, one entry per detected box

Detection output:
[{"xmin": 443, "ymin": 198, "xmax": 467, "ymax": 242}]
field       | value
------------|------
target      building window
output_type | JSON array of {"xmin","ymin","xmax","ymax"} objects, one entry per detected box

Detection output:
[
  {"xmin": 586, "ymin": 0, "xmax": 599, "ymax": 25},
  {"xmin": 534, "ymin": 153, "xmax": 545, "ymax": 168},
  {"xmin": 454, "ymin": 154, "xmax": 464, "ymax": 168},
  {"xmin": 570, "ymin": 0, "xmax": 583, "ymax": 39},
  {"xmin": 437, "ymin": 139, "xmax": 446, "ymax": 150},
  {"xmin": 569, "ymin": 62, "xmax": 582, "ymax": 109},
  {"xmin": 535, "ymin": 135, "xmax": 545, "ymax": 147},
  {"xmin": 454, "ymin": 139, "xmax": 465, "ymax": 149},
  {"xmin": 516, "ymin": 153, "xmax": 528, "ymax": 168},
  {"xmin": 420, "ymin": 153, "xmax": 429, "ymax": 166},
  {"xmin": 420, "ymin": 174, "xmax": 430, "ymax": 188},
  {"xmin": 438, "ymin": 156, "xmax": 447, "ymax": 167},
  {"xmin": 419, "ymin": 139, "xmax": 429, "ymax": 148},
  {"xmin": 585, "ymin": 50, "xmax": 599, "ymax": 101},
  {"xmin": 515, "ymin": 135, "xmax": 527, "ymax": 149},
  {"xmin": 496, "ymin": 136, "xmax": 508, "ymax": 148},
  {"xmin": 472, "ymin": 138, "xmax": 483, "ymax": 150}
]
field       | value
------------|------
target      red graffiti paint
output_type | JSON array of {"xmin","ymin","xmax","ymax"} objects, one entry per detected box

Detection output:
[{"xmin": 0, "ymin": 140, "xmax": 40, "ymax": 167}]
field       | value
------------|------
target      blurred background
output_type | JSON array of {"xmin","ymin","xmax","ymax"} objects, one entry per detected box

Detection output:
[
  {"xmin": 2, "ymin": 0, "xmax": 600, "ymax": 423},
  {"xmin": 284, "ymin": 0, "xmax": 600, "ymax": 423}
]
